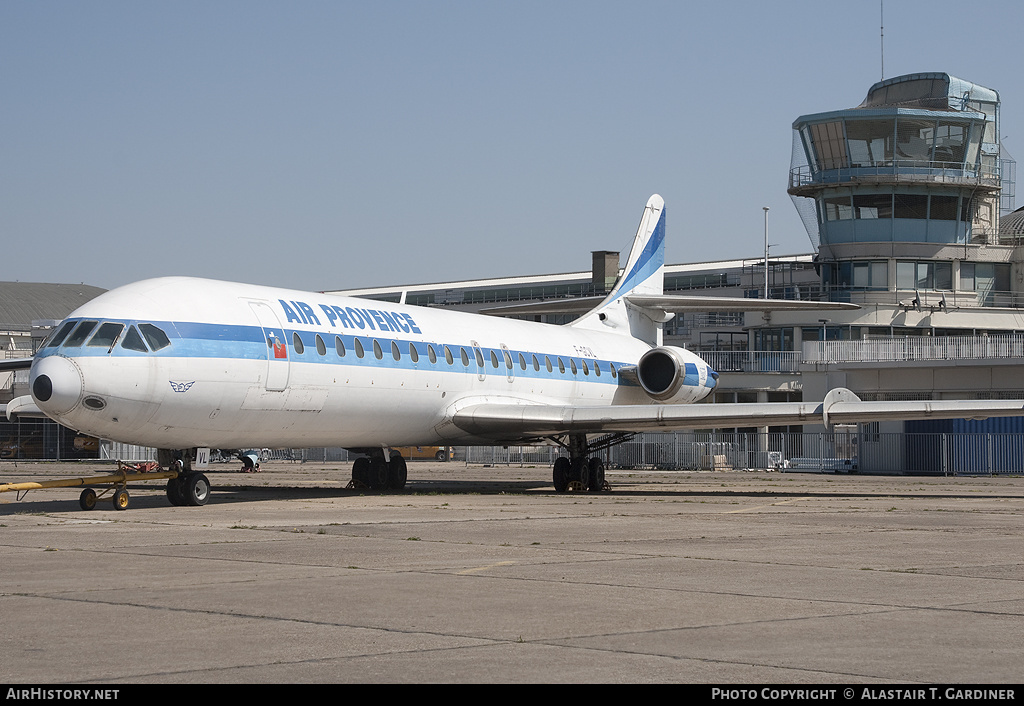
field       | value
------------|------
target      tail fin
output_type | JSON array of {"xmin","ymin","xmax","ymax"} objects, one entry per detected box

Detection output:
[{"xmin": 570, "ymin": 194, "xmax": 668, "ymax": 345}]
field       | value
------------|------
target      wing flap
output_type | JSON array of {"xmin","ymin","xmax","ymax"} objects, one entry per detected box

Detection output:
[{"xmin": 452, "ymin": 391, "xmax": 1024, "ymax": 441}]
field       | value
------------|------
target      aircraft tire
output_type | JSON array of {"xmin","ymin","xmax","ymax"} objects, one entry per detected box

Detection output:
[
  {"xmin": 369, "ymin": 457, "xmax": 388, "ymax": 490},
  {"xmin": 587, "ymin": 457, "xmax": 605, "ymax": 492},
  {"xmin": 387, "ymin": 456, "xmax": 408, "ymax": 490},
  {"xmin": 112, "ymin": 488, "xmax": 130, "ymax": 511},
  {"xmin": 166, "ymin": 478, "xmax": 187, "ymax": 506},
  {"xmin": 79, "ymin": 487, "xmax": 97, "ymax": 511},
  {"xmin": 182, "ymin": 473, "xmax": 211, "ymax": 506},
  {"xmin": 352, "ymin": 457, "xmax": 370, "ymax": 487},
  {"xmin": 553, "ymin": 457, "xmax": 570, "ymax": 493},
  {"xmin": 570, "ymin": 457, "xmax": 589, "ymax": 490}
]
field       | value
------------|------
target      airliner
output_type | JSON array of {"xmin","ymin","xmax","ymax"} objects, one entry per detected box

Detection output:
[{"xmin": 6, "ymin": 195, "xmax": 1024, "ymax": 505}]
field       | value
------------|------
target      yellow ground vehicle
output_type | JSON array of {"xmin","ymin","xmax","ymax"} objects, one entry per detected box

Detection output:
[{"xmin": 392, "ymin": 446, "xmax": 453, "ymax": 461}]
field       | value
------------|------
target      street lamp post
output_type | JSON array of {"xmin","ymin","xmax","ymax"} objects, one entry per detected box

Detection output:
[{"xmin": 763, "ymin": 207, "xmax": 770, "ymax": 300}]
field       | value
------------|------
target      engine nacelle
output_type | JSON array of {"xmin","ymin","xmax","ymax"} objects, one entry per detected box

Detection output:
[{"xmin": 636, "ymin": 346, "xmax": 703, "ymax": 402}]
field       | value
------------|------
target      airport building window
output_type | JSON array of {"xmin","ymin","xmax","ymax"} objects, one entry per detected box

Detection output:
[
  {"xmin": 315, "ymin": 334, "xmax": 327, "ymax": 356},
  {"xmin": 896, "ymin": 261, "xmax": 953, "ymax": 290},
  {"xmin": 138, "ymin": 324, "xmax": 171, "ymax": 351},
  {"xmin": 65, "ymin": 321, "xmax": 99, "ymax": 347},
  {"xmin": 335, "ymin": 336, "xmax": 346, "ymax": 357},
  {"xmin": 87, "ymin": 322, "xmax": 124, "ymax": 349},
  {"xmin": 121, "ymin": 326, "xmax": 148, "ymax": 352},
  {"xmin": 292, "ymin": 332, "xmax": 304, "ymax": 354}
]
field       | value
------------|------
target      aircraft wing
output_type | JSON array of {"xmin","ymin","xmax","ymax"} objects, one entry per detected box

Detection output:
[
  {"xmin": 0, "ymin": 358, "xmax": 34, "ymax": 372},
  {"xmin": 479, "ymin": 294, "xmax": 858, "ymax": 317},
  {"xmin": 452, "ymin": 389, "xmax": 1024, "ymax": 442}
]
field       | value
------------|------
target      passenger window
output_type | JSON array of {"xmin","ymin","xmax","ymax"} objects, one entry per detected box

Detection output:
[
  {"xmin": 545, "ymin": 356, "xmax": 552, "ymax": 373},
  {"xmin": 428, "ymin": 345, "xmax": 437, "ymax": 364},
  {"xmin": 558, "ymin": 358, "xmax": 566, "ymax": 374},
  {"xmin": 504, "ymin": 351, "xmax": 513, "ymax": 370},
  {"xmin": 138, "ymin": 324, "xmax": 171, "ymax": 351},
  {"xmin": 292, "ymin": 332, "xmax": 304, "ymax": 354},
  {"xmin": 594, "ymin": 361, "xmax": 601, "ymax": 377},
  {"xmin": 570, "ymin": 359, "xmax": 577, "ymax": 375},
  {"xmin": 44, "ymin": 320, "xmax": 77, "ymax": 348},
  {"xmin": 518, "ymin": 353, "xmax": 526, "ymax": 370},
  {"xmin": 373, "ymin": 339, "xmax": 383, "ymax": 360},
  {"xmin": 610, "ymin": 363, "xmax": 617, "ymax": 378},
  {"xmin": 490, "ymin": 350, "xmax": 499, "ymax": 368},
  {"xmin": 409, "ymin": 343, "xmax": 419, "ymax": 363},
  {"xmin": 461, "ymin": 348, "xmax": 470, "ymax": 367},
  {"xmin": 355, "ymin": 339, "xmax": 365, "ymax": 358},
  {"xmin": 87, "ymin": 322, "xmax": 124, "ymax": 349},
  {"xmin": 391, "ymin": 340, "xmax": 401, "ymax": 361},
  {"xmin": 582, "ymin": 360, "xmax": 589, "ymax": 375},
  {"xmin": 474, "ymin": 348, "xmax": 484, "ymax": 367},
  {"xmin": 315, "ymin": 334, "xmax": 326, "ymax": 356},
  {"xmin": 64, "ymin": 321, "xmax": 99, "ymax": 347},
  {"xmin": 121, "ymin": 326, "xmax": 149, "ymax": 352},
  {"xmin": 336, "ymin": 336, "xmax": 346, "ymax": 357},
  {"xmin": 444, "ymin": 346, "xmax": 454, "ymax": 365},
  {"xmin": 532, "ymin": 354, "xmax": 540, "ymax": 371}
]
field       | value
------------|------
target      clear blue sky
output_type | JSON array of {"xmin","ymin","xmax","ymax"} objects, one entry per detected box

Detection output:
[{"xmin": 3, "ymin": 0, "xmax": 1022, "ymax": 292}]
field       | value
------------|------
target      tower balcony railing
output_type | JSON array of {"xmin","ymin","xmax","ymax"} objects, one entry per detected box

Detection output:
[
  {"xmin": 804, "ymin": 334, "xmax": 1024, "ymax": 365},
  {"xmin": 789, "ymin": 161, "xmax": 1001, "ymax": 193},
  {"xmin": 699, "ymin": 350, "xmax": 801, "ymax": 374}
]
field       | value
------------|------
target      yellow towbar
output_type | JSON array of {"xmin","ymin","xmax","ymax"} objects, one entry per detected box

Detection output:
[{"xmin": 0, "ymin": 463, "xmax": 181, "ymax": 511}]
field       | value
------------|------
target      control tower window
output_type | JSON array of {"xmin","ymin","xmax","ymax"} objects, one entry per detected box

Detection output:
[
  {"xmin": 895, "ymin": 119, "xmax": 936, "ymax": 162},
  {"xmin": 894, "ymin": 194, "xmax": 928, "ymax": 219},
  {"xmin": 809, "ymin": 122, "xmax": 847, "ymax": 170},
  {"xmin": 824, "ymin": 196, "xmax": 853, "ymax": 221},
  {"xmin": 854, "ymin": 194, "xmax": 893, "ymax": 219},
  {"xmin": 847, "ymin": 119, "xmax": 894, "ymax": 167}
]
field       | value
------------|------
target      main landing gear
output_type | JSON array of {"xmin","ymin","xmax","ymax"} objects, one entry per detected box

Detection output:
[
  {"xmin": 158, "ymin": 449, "xmax": 211, "ymax": 507},
  {"xmin": 348, "ymin": 448, "xmax": 407, "ymax": 490},
  {"xmin": 550, "ymin": 433, "xmax": 622, "ymax": 493}
]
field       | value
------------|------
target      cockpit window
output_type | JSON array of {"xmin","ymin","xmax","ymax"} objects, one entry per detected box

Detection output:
[
  {"xmin": 43, "ymin": 320, "xmax": 77, "ymax": 348},
  {"xmin": 64, "ymin": 321, "xmax": 99, "ymax": 347},
  {"xmin": 87, "ymin": 322, "xmax": 124, "ymax": 349},
  {"xmin": 121, "ymin": 326, "xmax": 149, "ymax": 352},
  {"xmin": 138, "ymin": 324, "xmax": 171, "ymax": 351}
]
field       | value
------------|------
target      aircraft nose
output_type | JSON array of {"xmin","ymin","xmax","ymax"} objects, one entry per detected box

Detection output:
[
  {"xmin": 31, "ymin": 356, "xmax": 84, "ymax": 415},
  {"xmin": 707, "ymin": 367, "xmax": 719, "ymax": 389}
]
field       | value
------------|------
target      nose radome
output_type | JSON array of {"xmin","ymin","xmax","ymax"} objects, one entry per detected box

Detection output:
[{"xmin": 31, "ymin": 356, "xmax": 84, "ymax": 415}]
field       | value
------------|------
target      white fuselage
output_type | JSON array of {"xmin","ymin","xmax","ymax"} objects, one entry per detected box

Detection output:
[{"xmin": 29, "ymin": 277, "xmax": 716, "ymax": 449}]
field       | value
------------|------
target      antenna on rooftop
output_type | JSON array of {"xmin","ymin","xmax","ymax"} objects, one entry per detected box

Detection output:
[{"xmin": 880, "ymin": 0, "xmax": 885, "ymax": 81}]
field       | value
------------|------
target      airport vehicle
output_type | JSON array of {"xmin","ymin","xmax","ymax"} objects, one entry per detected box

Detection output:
[
  {"xmin": 392, "ymin": 446, "xmax": 453, "ymax": 461},
  {"xmin": 5, "ymin": 194, "xmax": 1024, "ymax": 504}
]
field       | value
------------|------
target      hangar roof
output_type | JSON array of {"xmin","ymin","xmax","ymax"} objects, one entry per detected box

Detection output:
[{"xmin": 0, "ymin": 282, "xmax": 106, "ymax": 331}]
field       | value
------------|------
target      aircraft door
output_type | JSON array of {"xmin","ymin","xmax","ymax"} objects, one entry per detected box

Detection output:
[{"xmin": 248, "ymin": 301, "xmax": 290, "ymax": 391}]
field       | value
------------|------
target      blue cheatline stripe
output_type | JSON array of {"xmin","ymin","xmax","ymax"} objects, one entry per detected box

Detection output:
[{"xmin": 41, "ymin": 318, "xmax": 644, "ymax": 387}]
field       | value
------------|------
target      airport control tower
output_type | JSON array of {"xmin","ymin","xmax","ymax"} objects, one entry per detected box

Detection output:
[{"xmin": 788, "ymin": 72, "xmax": 1015, "ymax": 312}]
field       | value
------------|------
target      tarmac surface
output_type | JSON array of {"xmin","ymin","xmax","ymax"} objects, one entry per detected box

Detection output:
[{"xmin": 1, "ymin": 459, "xmax": 1022, "ymax": 684}]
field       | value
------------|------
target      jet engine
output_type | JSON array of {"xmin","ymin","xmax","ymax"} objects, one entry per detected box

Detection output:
[{"xmin": 636, "ymin": 346, "xmax": 701, "ymax": 402}]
